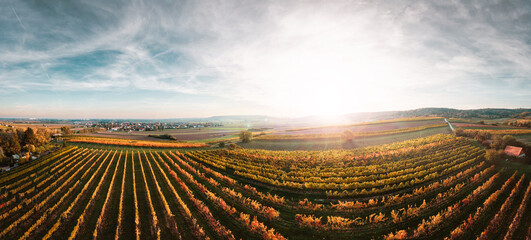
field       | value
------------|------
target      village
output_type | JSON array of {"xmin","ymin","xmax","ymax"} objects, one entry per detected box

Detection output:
[{"xmin": 99, "ymin": 121, "xmax": 222, "ymax": 132}]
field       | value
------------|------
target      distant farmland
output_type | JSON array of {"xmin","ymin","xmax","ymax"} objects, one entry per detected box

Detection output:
[
  {"xmin": 81, "ymin": 118, "xmax": 445, "ymax": 143},
  {"xmin": 274, "ymin": 118, "xmax": 444, "ymax": 135},
  {"xmin": 241, "ymin": 126, "xmax": 452, "ymax": 151},
  {"xmin": 84, "ymin": 127, "xmax": 245, "ymax": 141},
  {"xmin": 245, "ymin": 119, "xmax": 452, "ymax": 150}
]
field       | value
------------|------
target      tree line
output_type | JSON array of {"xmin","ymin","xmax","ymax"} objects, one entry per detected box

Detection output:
[{"xmin": 0, "ymin": 127, "xmax": 58, "ymax": 165}]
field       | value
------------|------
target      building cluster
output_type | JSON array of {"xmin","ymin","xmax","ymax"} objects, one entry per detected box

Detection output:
[{"xmin": 97, "ymin": 121, "xmax": 223, "ymax": 132}]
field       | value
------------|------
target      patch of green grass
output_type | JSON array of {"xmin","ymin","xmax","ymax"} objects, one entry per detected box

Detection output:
[
  {"xmin": 496, "ymin": 159, "xmax": 531, "ymax": 176},
  {"xmin": 514, "ymin": 134, "xmax": 531, "ymax": 145}
]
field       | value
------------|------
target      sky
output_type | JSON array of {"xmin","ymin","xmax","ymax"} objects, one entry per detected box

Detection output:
[{"xmin": 1, "ymin": 0, "xmax": 530, "ymax": 118}]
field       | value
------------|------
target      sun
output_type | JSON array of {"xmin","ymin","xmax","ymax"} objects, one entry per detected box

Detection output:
[{"xmin": 232, "ymin": 10, "xmax": 408, "ymax": 118}]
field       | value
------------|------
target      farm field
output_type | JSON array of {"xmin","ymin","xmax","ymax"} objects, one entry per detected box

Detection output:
[
  {"xmin": 449, "ymin": 119, "xmax": 531, "ymax": 140},
  {"xmin": 273, "ymin": 118, "xmax": 445, "ymax": 135},
  {"xmin": 82, "ymin": 118, "xmax": 446, "ymax": 143},
  {"xmin": 448, "ymin": 118, "xmax": 514, "ymax": 124},
  {"xmin": 3, "ymin": 1, "xmax": 530, "ymax": 239},
  {"xmin": 256, "ymin": 124, "xmax": 448, "ymax": 141},
  {"xmin": 64, "ymin": 136, "xmax": 209, "ymax": 148},
  {"xmin": 459, "ymin": 128, "xmax": 531, "ymax": 136},
  {"xmin": 452, "ymin": 123, "xmax": 525, "ymax": 130},
  {"xmin": 242, "ymin": 126, "xmax": 452, "ymax": 151},
  {"xmin": 85, "ymin": 127, "xmax": 248, "ymax": 141},
  {"xmin": 0, "ymin": 122, "xmax": 82, "ymax": 130},
  {"xmin": 1, "ymin": 134, "xmax": 530, "ymax": 239}
]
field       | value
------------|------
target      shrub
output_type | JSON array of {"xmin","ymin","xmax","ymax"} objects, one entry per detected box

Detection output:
[
  {"xmin": 485, "ymin": 149, "xmax": 504, "ymax": 162},
  {"xmin": 239, "ymin": 130, "xmax": 252, "ymax": 143},
  {"xmin": 228, "ymin": 143, "xmax": 239, "ymax": 150}
]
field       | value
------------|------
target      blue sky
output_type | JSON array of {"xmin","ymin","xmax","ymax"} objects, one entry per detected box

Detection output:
[{"xmin": 1, "ymin": 0, "xmax": 530, "ymax": 118}]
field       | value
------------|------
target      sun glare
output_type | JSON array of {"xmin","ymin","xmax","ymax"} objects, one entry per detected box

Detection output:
[
  {"xmin": 261, "ymin": 46, "xmax": 381, "ymax": 117},
  {"xmin": 234, "ymin": 11, "xmax": 406, "ymax": 117}
]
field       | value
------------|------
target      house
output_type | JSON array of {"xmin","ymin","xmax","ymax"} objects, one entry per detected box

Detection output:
[
  {"xmin": 504, "ymin": 145, "xmax": 525, "ymax": 158},
  {"xmin": 12, "ymin": 154, "xmax": 20, "ymax": 160}
]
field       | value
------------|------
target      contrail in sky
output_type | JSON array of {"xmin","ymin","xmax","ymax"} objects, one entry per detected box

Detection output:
[{"xmin": 12, "ymin": 7, "xmax": 26, "ymax": 30}]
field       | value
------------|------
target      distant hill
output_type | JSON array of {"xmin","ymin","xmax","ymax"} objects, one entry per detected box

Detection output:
[
  {"xmin": 389, "ymin": 108, "xmax": 531, "ymax": 119},
  {"xmin": 281, "ymin": 108, "xmax": 531, "ymax": 128}
]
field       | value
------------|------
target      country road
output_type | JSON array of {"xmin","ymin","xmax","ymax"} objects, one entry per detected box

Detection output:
[{"xmin": 444, "ymin": 118, "xmax": 455, "ymax": 131}]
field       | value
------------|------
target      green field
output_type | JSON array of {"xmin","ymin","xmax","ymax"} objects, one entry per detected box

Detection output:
[{"xmin": 515, "ymin": 134, "xmax": 531, "ymax": 145}]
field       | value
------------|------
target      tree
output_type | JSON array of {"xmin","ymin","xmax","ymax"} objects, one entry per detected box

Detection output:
[
  {"xmin": 0, "ymin": 147, "xmax": 9, "ymax": 166},
  {"xmin": 502, "ymin": 135, "xmax": 516, "ymax": 146},
  {"xmin": 61, "ymin": 126, "xmax": 71, "ymax": 135},
  {"xmin": 24, "ymin": 144, "xmax": 35, "ymax": 153},
  {"xmin": 10, "ymin": 133, "xmax": 21, "ymax": 155},
  {"xmin": 474, "ymin": 131, "xmax": 491, "ymax": 142},
  {"xmin": 228, "ymin": 143, "xmax": 238, "ymax": 150},
  {"xmin": 15, "ymin": 129, "xmax": 25, "ymax": 145},
  {"xmin": 24, "ymin": 128, "xmax": 38, "ymax": 146},
  {"xmin": 0, "ymin": 132, "xmax": 21, "ymax": 156},
  {"xmin": 36, "ymin": 128, "xmax": 51, "ymax": 145},
  {"xmin": 491, "ymin": 135, "xmax": 505, "ymax": 149},
  {"xmin": 454, "ymin": 128, "xmax": 465, "ymax": 137},
  {"xmin": 485, "ymin": 149, "xmax": 503, "ymax": 162},
  {"xmin": 218, "ymin": 142, "xmax": 226, "ymax": 148},
  {"xmin": 342, "ymin": 129, "xmax": 355, "ymax": 142},
  {"xmin": 239, "ymin": 130, "xmax": 252, "ymax": 143}
]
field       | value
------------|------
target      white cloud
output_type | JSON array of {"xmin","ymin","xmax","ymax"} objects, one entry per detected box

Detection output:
[{"xmin": 0, "ymin": 0, "xmax": 530, "ymax": 117}]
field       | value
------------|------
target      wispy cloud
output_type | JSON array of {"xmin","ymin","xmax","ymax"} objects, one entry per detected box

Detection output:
[{"xmin": 0, "ymin": 0, "xmax": 530, "ymax": 118}]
